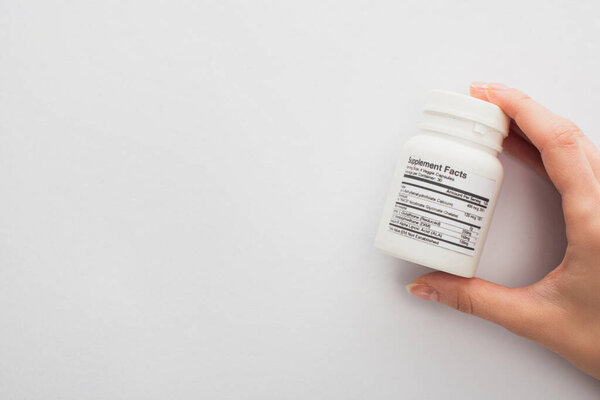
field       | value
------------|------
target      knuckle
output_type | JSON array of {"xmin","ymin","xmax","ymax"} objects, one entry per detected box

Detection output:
[
  {"xmin": 546, "ymin": 121, "xmax": 583, "ymax": 151},
  {"xmin": 514, "ymin": 91, "xmax": 532, "ymax": 105},
  {"xmin": 452, "ymin": 289, "xmax": 475, "ymax": 315}
]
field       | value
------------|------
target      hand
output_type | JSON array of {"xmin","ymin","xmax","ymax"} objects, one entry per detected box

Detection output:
[{"xmin": 406, "ymin": 82, "xmax": 600, "ymax": 379}]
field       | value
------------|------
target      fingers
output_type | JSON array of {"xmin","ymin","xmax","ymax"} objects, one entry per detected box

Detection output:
[
  {"xmin": 470, "ymin": 84, "xmax": 548, "ymax": 179},
  {"xmin": 484, "ymin": 84, "xmax": 600, "ymax": 182},
  {"xmin": 580, "ymin": 136, "xmax": 600, "ymax": 181},
  {"xmin": 469, "ymin": 81, "xmax": 487, "ymax": 101},
  {"xmin": 470, "ymin": 84, "xmax": 529, "ymax": 146},
  {"xmin": 503, "ymin": 131, "xmax": 549, "ymax": 180},
  {"xmin": 482, "ymin": 83, "xmax": 599, "ymax": 201},
  {"xmin": 406, "ymin": 271, "xmax": 553, "ymax": 340}
]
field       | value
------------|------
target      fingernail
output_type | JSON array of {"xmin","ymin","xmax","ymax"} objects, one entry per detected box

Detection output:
[
  {"xmin": 470, "ymin": 82, "xmax": 488, "ymax": 99},
  {"xmin": 405, "ymin": 283, "xmax": 439, "ymax": 301},
  {"xmin": 483, "ymin": 82, "xmax": 509, "ymax": 91},
  {"xmin": 470, "ymin": 81, "xmax": 486, "ymax": 89}
]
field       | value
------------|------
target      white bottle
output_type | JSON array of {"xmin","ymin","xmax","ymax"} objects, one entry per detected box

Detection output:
[{"xmin": 375, "ymin": 90, "xmax": 509, "ymax": 278}]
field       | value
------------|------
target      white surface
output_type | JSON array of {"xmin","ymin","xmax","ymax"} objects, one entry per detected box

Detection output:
[{"xmin": 1, "ymin": 1, "xmax": 599, "ymax": 398}]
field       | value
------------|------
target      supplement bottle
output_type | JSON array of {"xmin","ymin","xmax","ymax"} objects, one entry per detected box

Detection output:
[{"xmin": 375, "ymin": 90, "xmax": 509, "ymax": 278}]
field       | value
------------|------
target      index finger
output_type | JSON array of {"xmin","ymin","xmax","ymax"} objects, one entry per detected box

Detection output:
[{"xmin": 483, "ymin": 83, "xmax": 598, "ymax": 201}]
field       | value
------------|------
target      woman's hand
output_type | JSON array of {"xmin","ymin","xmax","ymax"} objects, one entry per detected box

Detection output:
[{"xmin": 406, "ymin": 82, "xmax": 600, "ymax": 379}]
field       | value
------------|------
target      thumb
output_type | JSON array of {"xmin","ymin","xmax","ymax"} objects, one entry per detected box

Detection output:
[{"xmin": 406, "ymin": 271, "xmax": 545, "ymax": 338}]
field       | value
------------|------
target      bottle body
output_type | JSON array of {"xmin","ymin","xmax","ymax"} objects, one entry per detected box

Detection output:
[{"xmin": 375, "ymin": 131, "xmax": 504, "ymax": 278}]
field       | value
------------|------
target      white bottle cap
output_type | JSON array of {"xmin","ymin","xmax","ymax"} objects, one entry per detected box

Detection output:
[{"xmin": 419, "ymin": 90, "xmax": 510, "ymax": 152}]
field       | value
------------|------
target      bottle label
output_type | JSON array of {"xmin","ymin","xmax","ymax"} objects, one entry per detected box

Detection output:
[{"xmin": 388, "ymin": 155, "xmax": 497, "ymax": 256}]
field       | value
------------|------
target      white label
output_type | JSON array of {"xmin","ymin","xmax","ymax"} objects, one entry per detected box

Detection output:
[{"xmin": 388, "ymin": 155, "xmax": 496, "ymax": 256}]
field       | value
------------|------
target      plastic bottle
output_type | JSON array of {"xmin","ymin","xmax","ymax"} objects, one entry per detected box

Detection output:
[{"xmin": 375, "ymin": 90, "xmax": 509, "ymax": 278}]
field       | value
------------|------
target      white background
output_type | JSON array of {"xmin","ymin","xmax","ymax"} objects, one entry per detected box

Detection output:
[{"xmin": 1, "ymin": 1, "xmax": 599, "ymax": 399}]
